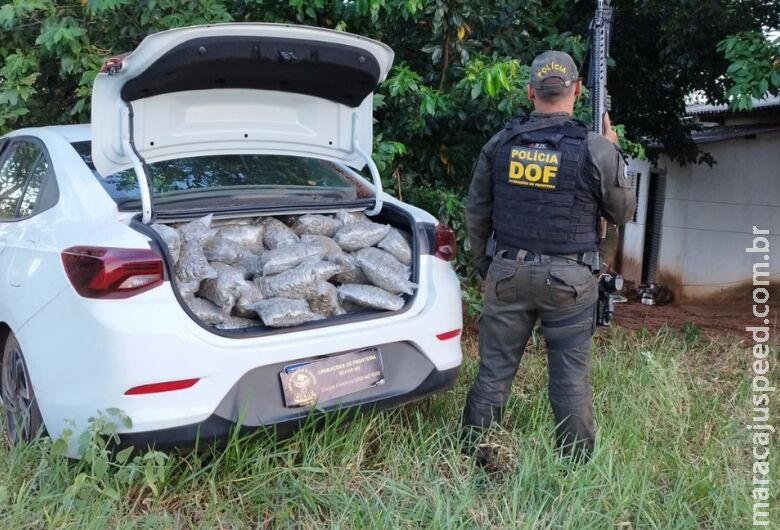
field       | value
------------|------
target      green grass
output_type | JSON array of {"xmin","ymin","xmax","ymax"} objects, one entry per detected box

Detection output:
[{"xmin": 0, "ymin": 326, "xmax": 777, "ymax": 529}]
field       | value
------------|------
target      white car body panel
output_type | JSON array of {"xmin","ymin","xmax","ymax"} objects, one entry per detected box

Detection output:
[{"xmin": 20, "ymin": 254, "xmax": 462, "ymax": 438}]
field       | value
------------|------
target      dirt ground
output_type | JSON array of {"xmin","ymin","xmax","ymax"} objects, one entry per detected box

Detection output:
[
  {"xmin": 613, "ymin": 300, "xmax": 778, "ymax": 341},
  {"xmin": 462, "ymin": 296, "xmax": 778, "ymax": 343}
]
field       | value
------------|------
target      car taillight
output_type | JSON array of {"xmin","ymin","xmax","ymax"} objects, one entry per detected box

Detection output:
[
  {"xmin": 61, "ymin": 246, "xmax": 163, "ymax": 299},
  {"xmin": 99, "ymin": 53, "xmax": 129, "ymax": 75},
  {"xmin": 434, "ymin": 223, "xmax": 457, "ymax": 261}
]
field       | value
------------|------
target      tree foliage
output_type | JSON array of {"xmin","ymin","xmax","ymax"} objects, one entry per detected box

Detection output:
[
  {"xmin": 602, "ymin": 0, "xmax": 779, "ymax": 164},
  {"xmin": 718, "ymin": 31, "xmax": 780, "ymax": 110}
]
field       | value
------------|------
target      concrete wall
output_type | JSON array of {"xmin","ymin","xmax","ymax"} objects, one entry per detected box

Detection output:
[
  {"xmin": 622, "ymin": 131, "xmax": 780, "ymax": 302},
  {"xmin": 620, "ymin": 158, "xmax": 650, "ymax": 283}
]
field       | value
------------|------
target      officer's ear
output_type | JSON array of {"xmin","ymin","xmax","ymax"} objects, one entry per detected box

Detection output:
[
  {"xmin": 527, "ymin": 84, "xmax": 535, "ymax": 101},
  {"xmin": 573, "ymin": 80, "xmax": 582, "ymax": 97}
]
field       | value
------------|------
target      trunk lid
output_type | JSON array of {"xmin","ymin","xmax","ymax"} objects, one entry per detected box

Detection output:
[{"xmin": 91, "ymin": 23, "xmax": 394, "ymax": 222}]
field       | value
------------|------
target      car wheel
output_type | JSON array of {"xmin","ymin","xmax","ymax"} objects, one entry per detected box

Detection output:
[{"xmin": 1, "ymin": 333, "xmax": 44, "ymax": 445}]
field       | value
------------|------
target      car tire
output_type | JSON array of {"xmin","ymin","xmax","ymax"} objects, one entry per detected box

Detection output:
[{"xmin": 1, "ymin": 333, "xmax": 44, "ymax": 445}]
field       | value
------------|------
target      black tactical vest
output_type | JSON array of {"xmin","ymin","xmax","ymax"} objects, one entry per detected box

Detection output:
[{"xmin": 491, "ymin": 116, "xmax": 600, "ymax": 254}]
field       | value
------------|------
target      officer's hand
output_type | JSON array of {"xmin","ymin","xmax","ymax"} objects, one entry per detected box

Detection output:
[{"xmin": 603, "ymin": 112, "xmax": 618, "ymax": 145}]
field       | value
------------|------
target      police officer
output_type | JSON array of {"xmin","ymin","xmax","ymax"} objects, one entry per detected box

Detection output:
[{"xmin": 462, "ymin": 50, "xmax": 636, "ymax": 460}]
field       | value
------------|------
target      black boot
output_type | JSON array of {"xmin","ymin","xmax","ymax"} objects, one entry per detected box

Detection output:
[{"xmin": 461, "ymin": 395, "xmax": 503, "ymax": 466}]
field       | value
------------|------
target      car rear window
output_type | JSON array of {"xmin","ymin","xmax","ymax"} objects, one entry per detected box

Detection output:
[{"xmin": 71, "ymin": 141, "xmax": 370, "ymax": 209}]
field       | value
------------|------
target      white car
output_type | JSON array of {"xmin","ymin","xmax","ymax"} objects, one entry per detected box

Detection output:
[{"xmin": 0, "ymin": 23, "xmax": 462, "ymax": 454}]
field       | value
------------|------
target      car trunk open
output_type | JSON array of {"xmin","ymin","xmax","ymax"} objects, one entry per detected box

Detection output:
[
  {"xmin": 89, "ymin": 23, "xmax": 422, "ymax": 335},
  {"xmin": 134, "ymin": 203, "xmax": 431, "ymax": 338}
]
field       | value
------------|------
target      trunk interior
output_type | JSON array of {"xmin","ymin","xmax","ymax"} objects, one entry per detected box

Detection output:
[{"xmin": 133, "ymin": 203, "xmax": 429, "ymax": 338}]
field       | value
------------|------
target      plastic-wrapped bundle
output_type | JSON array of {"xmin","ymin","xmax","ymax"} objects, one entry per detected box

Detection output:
[
  {"xmin": 256, "ymin": 263, "xmax": 317, "ymax": 299},
  {"xmin": 292, "ymin": 214, "xmax": 343, "ymax": 237},
  {"xmin": 233, "ymin": 281, "xmax": 264, "ymax": 318},
  {"xmin": 335, "ymin": 209, "xmax": 369, "ymax": 226},
  {"xmin": 378, "ymin": 228, "xmax": 412, "ymax": 265},
  {"xmin": 355, "ymin": 247, "xmax": 416, "ymax": 295},
  {"xmin": 176, "ymin": 241, "xmax": 218, "ymax": 283},
  {"xmin": 185, "ymin": 297, "xmax": 227, "ymax": 326},
  {"xmin": 203, "ymin": 237, "xmax": 243, "ymax": 264},
  {"xmin": 255, "ymin": 260, "xmax": 342, "ymax": 299},
  {"xmin": 262, "ymin": 217, "xmax": 299, "ymax": 249},
  {"xmin": 177, "ymin": 214, "xmax": 217, "ymax": 245},
  {"xmin": 253, "ymin": 298, "xmax": 324, "ymax": 328},
  {"xmin": 197, "ymin": 263, "xmax": 246, "ymax": 313},
  {"xmin": 303, "ymin": 260, "xmax": 344, "ymax": 283},
  {"xmin": 233, "ymin": 252, "xmax": 263, "ymax": 278},
  {"xmin": 152, "ymin": 223, "xmax": 181, "ymax": 265},
  {"xmin": 338, "ymin": 284, "xmax": 404, "ymax": 311},
  {"xmin": 215, "ymin": 316, "xmax": 262, "ymax": 330},
  {"xmin": 340, "ymin": 298, "xmax": 363, "ymax": 313},
  {"xmin": 306, "ymin": 281, "xmax": 344, "ymax": 316},
  {"xmin": 333, "ymin": 222, "xmax": 391, "ymax": 251},
  {"xmin": 300, "ymin": 234, "xmax": 344, "ymax": 261},
  {"xmin": 331, "ymin": 253, "xmax": 369, "ymax": 285},
  {"xmin": 178, "ymin": 280, "xmax": 202, "ymax": 298},
  {"xmin": 261, "ymin": 243, "xmax": 326, "ymax": 276},
  {"xmin": 217, "ymin": 223, "xmax": 264, "ymax": 254}
]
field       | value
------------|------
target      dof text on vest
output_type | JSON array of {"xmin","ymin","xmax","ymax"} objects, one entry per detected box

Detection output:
[{"xmin": 491, "ymin": 117, "xmax": 600, "ymax": 254}]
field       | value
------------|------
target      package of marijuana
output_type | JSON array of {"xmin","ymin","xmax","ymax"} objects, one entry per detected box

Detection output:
[
  {"xmin": 233, "ymin": 281, "xmax": 264, "ymax": 318},
  {"xmin": 177, "ymin": 214, "xmax": 217, "ymax": 245},
  {"xmin": 253, "ymin": 298, "xmax": 324, "ymax": 328},
  {"xmin": 299, "ymin": 234, "xmax": 344, "ymax": 261},
  {"xmin": 335, "ymin": 209, "xmax": 369, "ymax": 226},
  {"xmin": 377, "ymin": 227, "xmax": 412, "ymax": 265},
  {"xmin": 233, "ymin": 251, "xmax": 263, "ymax": 278},
  {"xmin": 203, "ymin": 237, "xmax": 244, "ymax": 265},
  {"xmin": 302, "ymin": 260, "xmax": 344, "ymax": 283},
  {"xmin": 333, "ymin": 221, "xmax": 391, "ymax": 251},
  {"xmin": 256, "ymin": 260, "xmax": 342, "ymax": 299},
  {"xmin": 355, "ymin": 247, "xmax": 416, "ymax": 295},
  {"xmin": 197, "ymin": 263, "xmax": 247, "ymax": 313},
  {"xmin": 306, "ymin": 281, "xmax": 344, "ymax": 316},
  {"xmin": 331, "ymin": 253, "xmax": 369, "ymax": 285},
  {"xmin": 292, "ymin": 214, "xmax": 343, "ymax": 237},
  {"xmin": 262, "ymin": 217, "xmax": 299, "ymax": 249},
  {"xmin": 215, "ymin": 316, "xmax": 263, "ymax": 330},
  {"xmin": 185, "ymin": 297, "xmax": 227, "ymax": 326},
  {"xmin": 216, "ymin": 223, "xmax": 264, "ymax": 255},
  {"xmin": 178, "ymin": 279, "xmax": 202, "ymax": 299},
  {"xmin": 338, "ymin": 284, "xmax": 404, "ymax": 311},
  {"xmin": 255, "ymin": 262, "xmax": 319, "ymax": 299},
  {"xmin": 152, "ymin": 223, "xmax": 181, "ymax": 265},
  {"xmin": 261, "ymin": 243, "xmax": 326, "ymax": 276},
  {"xmin": 176, "ymin": 241, "xmax": 218, "ymax": 284}
]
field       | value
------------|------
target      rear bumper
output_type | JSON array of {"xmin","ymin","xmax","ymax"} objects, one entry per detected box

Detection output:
[
  {"xmin": 18, "ymin": 255, "xmax": 462, "ymax": 449},
  {"xmin": 117, "ymin": 364, "xmax": 460, "ymax": 450}
]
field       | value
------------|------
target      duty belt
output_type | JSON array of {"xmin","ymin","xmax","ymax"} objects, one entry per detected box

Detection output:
[{"xmin": 494, "ymin": 242, "xmax": 599, "ymax": 272}]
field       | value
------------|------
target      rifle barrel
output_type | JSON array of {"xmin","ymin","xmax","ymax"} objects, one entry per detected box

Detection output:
[{"xmin": 589, "ymin": 0, "xmax": 612, "ymax": 136}]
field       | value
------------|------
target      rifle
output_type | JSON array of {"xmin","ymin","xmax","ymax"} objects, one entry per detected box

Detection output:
[
  {"xmin": 588, "ymin": 0, "xmax": 613, "ymax": 242},
  {"xmin": 586, "ymin": 0, "xmax": 613, "ymax": 136},
  {"xmin": 587, "ymin": 0, "xmax": 621, "ymax": 326}
]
